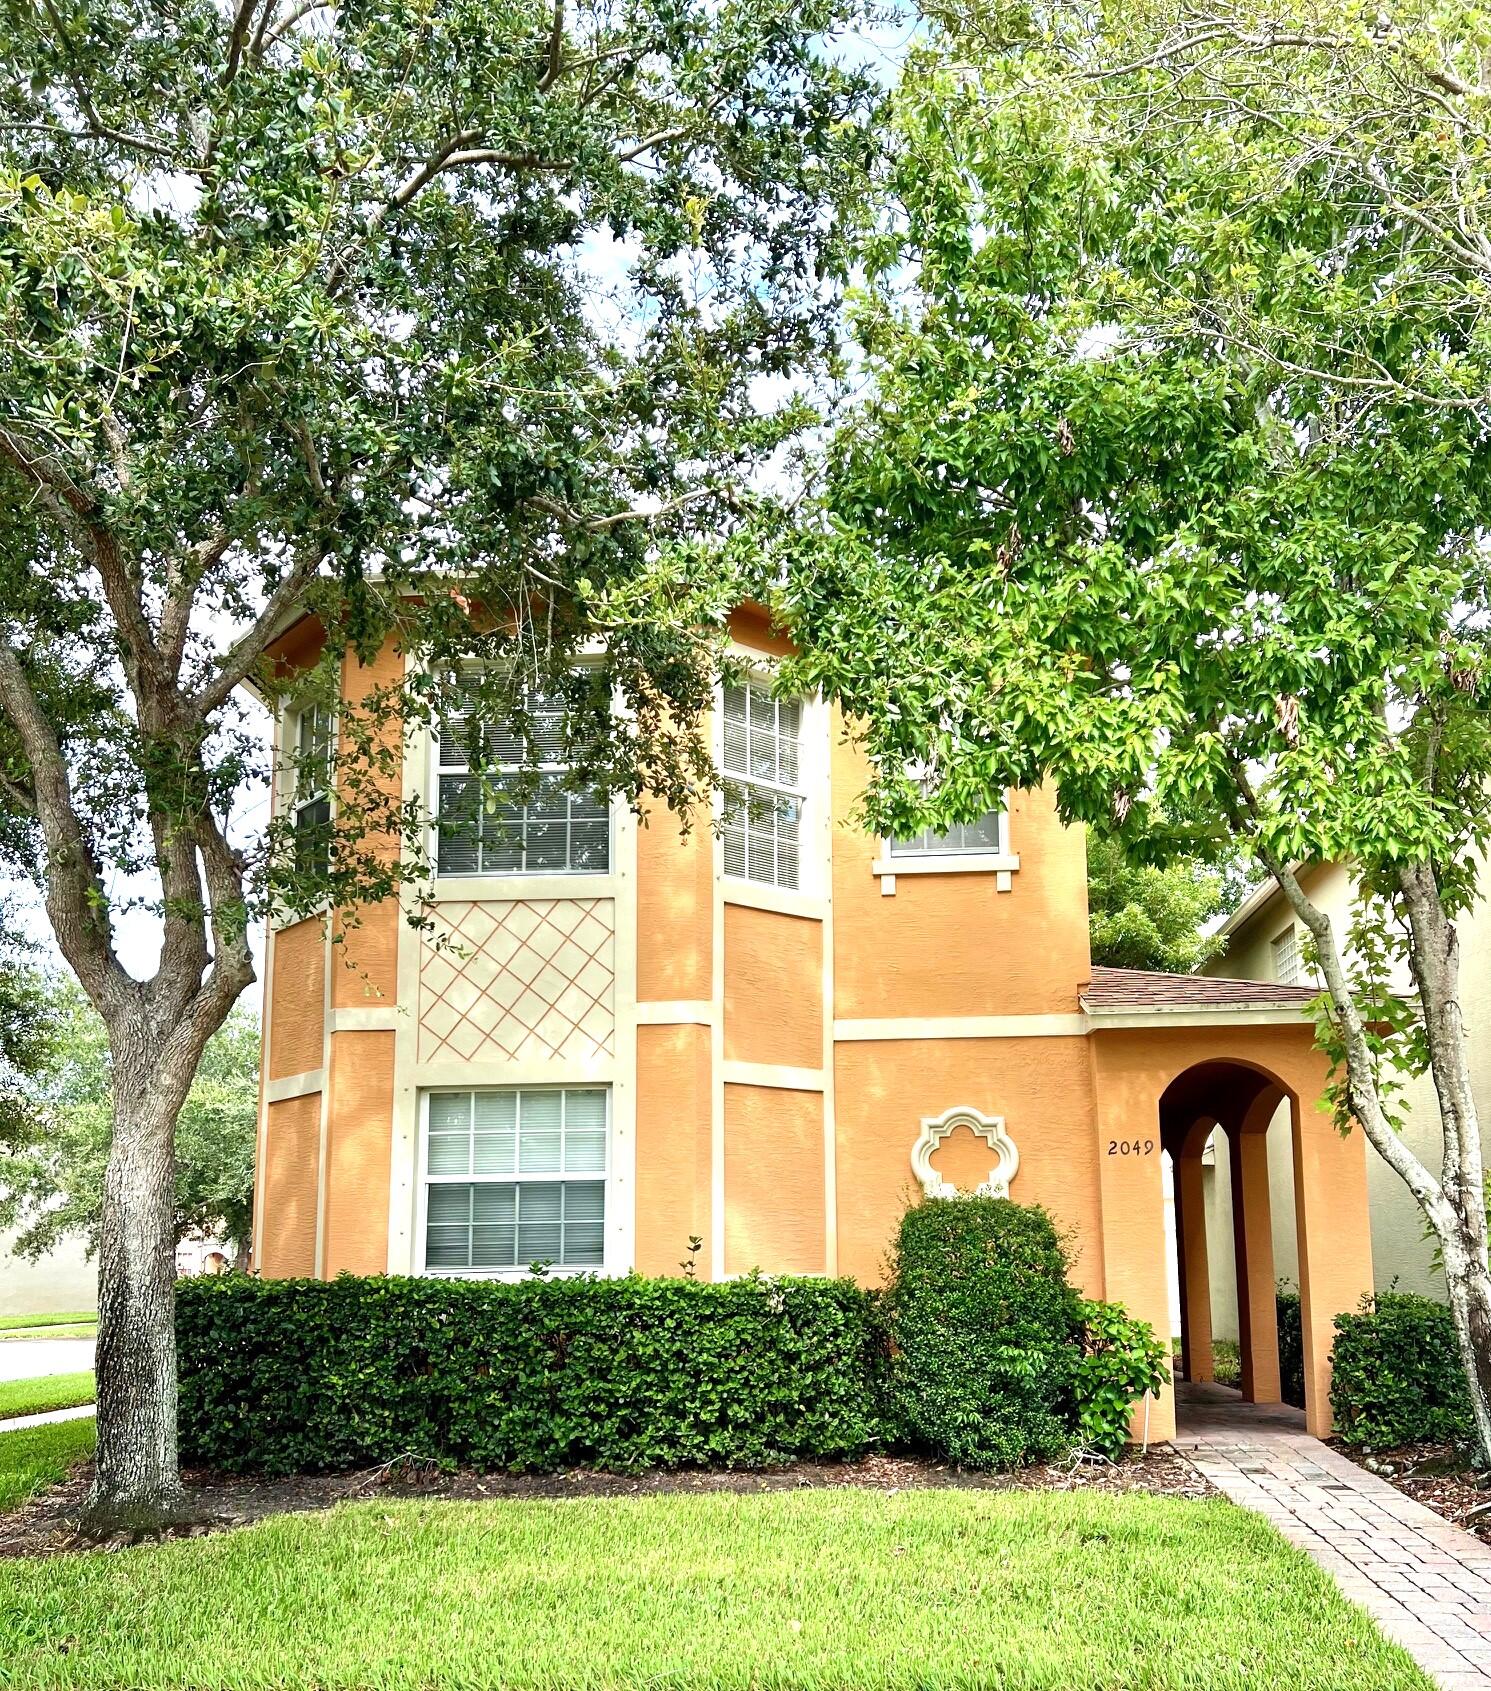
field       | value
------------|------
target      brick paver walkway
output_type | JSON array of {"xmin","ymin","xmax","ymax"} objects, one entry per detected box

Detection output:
[{"xmin": 1175, "ymin": 1382, "xmax": 1491, "ymax": 1689}]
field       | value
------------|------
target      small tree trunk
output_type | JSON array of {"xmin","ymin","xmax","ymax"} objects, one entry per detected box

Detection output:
[
  {"xmin": 81, "ymin": 1050, "xmax": 192, "ymax": 1533},
  {"xmin": 1441, "ymin": 1245, "xmax": 1491, "ymax": 1464}
]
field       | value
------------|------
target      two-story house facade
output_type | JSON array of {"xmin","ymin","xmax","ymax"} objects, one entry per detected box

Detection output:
[{"xmin": 251, "ymin": 605, "xmax": 1375, "ymax": 1440}]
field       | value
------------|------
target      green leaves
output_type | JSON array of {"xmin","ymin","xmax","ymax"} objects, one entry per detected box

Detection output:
[{"xmin": 175, "ymin": 1271, "xmax": 891, "ymax": 1475}]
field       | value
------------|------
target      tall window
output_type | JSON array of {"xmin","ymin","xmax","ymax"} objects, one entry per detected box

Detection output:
[
  {"xmin": 436, "ymin": 681, "xmax": 610, "ymax": 876},
  {"xmin": 288, "ymin": 702, "xmax": 333, "ymax": 878},
  {"xmin": 890, "ymin": 811, "xmax": 1005, "ymax": 857},
  {"xmin": 1272, "ymin": 925, "xmax": 1301, "ymax": 986},
  {"xmin": 424, "ymin": 1087, "xmax": 607, "ymax": 1273},
  {"xmin": 721, "ymin": 680, "xmax": 802, "ymax": 889}
]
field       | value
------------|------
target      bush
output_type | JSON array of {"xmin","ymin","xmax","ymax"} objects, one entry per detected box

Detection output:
[
  {"xmin": 1276, "ymin": 1287, "xmax": 1305, "ymax": 1409},
  {"xmin": 884, "ymin": 1196, "xmax": 1082, "ymax": 1469},
  {"xmin": 1330, "ymin": 1291, "xmax": 1474, "ymax": 1448},
  {"xmin": 1073, "ymin": 1299, "xmax": 1169, "ymax": 1460},
  {"xmin": 176, "ymin": 1272, "xmax": 889, "ymax": 1475}
]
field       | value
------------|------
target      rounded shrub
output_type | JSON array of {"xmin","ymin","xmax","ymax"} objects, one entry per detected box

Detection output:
[
  {"xmin": 1331, "ymin": 1291, "xmax": 1474, "ymax": 1448},
  {"xmin": 885, "ymin": 1195, "xmax": 1082, "ymax": 1469}
]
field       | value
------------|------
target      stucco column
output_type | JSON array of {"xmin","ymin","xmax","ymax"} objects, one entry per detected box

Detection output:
[
  {"xmin": 1175, "ymin": 1143, "xmax": 1215, "ymax": 1383},
  {"xmin": 1292, "ymin": 1091, "xmax": 1374, "ymax": 1438},
  {"xmin": 1229, "ymin": 1120, "xmax": 1281, "ymax": 1404}
]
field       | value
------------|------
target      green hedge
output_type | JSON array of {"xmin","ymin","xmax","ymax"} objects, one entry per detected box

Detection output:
[
  {"xmin": 885, "ymin": 1196, "xmax": 1082, "ymax": 1469},
  {"xmin": 1330, "ymin": 1291, "xmax": 1474, "ymax": 1447},
  {"xmin": 1276, "ymin": 1288, "xmax": 1305, "ymax": 1409},
  {"xmin": 176, "ymin": 1273, "xmax": 889, "ymax": 1475}
]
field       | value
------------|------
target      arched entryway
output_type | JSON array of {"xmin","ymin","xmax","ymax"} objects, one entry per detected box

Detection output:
[{"xmin": 1161, "ymin": 1060, "xmax": 1296, "ymax": 1407}]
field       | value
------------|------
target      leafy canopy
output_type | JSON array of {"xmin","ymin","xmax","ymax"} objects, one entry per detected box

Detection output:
[
  {"xmin": 1086, "ymin": 836, "xmax": 1228, "ymax": 975},
  {"xmin": 785, "ymin": 4, "xmax": 1491, "ymax": 936}
]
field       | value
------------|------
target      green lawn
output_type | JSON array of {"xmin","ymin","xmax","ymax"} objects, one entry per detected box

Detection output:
[
  {"xmin": 0, "ymin": 1418, "xmax": 96, "ymax": 1512},
  {"xmin": 0, "ymin": 1489, "xmax": 1429, "ymax": 1690},
  {"xmin": 0, "ymin": 1373, "xmax": 96, "ymax": 1420},
  {"xmin": 0, "ymin": 1313, "xmax": 96, "ymax": 1332}
]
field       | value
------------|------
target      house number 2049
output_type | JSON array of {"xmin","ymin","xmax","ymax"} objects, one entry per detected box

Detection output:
[{"xmin": 1107, "ymin": 1138, "xmax": 1156, "ymax": 1156}]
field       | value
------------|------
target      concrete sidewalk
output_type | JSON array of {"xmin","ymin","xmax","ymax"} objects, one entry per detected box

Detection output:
[{"xmin": 0, "ymin": 1402, "xmax": 95, "ymax": 1435}]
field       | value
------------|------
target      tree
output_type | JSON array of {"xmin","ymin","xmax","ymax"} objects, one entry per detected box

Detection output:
[
  {"xmin": 1086, "ymin": 836, "xmax": 1227, "ymax": 975},
  {"xmin": 0, "ymin": 0, "xmax": 877, "ymax": 1527},
  {"xmin": 786, "ymin": 0, "xmax": 1491, "ymax": 1459},
  {"xmin": 0, "ymin": 923, "xmax": 52, "ymax": 1140},
  {"xmin": 0, "ymin": 977, "xmax": 258, "ymax": 1263}
]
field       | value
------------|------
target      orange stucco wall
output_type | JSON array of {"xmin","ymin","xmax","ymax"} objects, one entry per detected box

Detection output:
[
  {"xmin": 321, "ymin": 1031, "xmax": 395, "ymax": 1277},
  {"xmin": 831, "ymin": 736, "xmax": 1090, "ymax": 1021},
  {"xmin": 833, "ymin": 1037, "xmax": 1104, "ymax": 1288},
  {"xmin": 636, "ymin": 799, "xmax": 712, "ymax": 1003},
  {"xmin": 723, "ymin": 906, "xmax": 822, "ymax": 1069},
  {"xmin": 634, "ymin": 1023, "xmax": 713, "ymax": 1275},
  {"xmin": 724, "ymin": 1084, "xmax": 825, "ymax": 1275},
  {"xmin": 258, "ymin": 1092, "xmax": 320, "ymax": 1277},
  {"xmin": 268, "ymin": 917, "xmax": 326, "ymax": 1080}
]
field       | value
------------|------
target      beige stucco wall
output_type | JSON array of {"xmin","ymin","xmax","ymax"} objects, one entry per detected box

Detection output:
[
  {"xmin": 1203, "ymin": 862, "xmax": 1491, "ymax": 1301},
  {"xmin": 0, "ymin": 1229, "xmax": 96, "ymax": 1316}
]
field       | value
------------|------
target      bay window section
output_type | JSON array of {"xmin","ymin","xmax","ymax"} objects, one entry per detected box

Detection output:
[
  {"xmin": 436, "ymin": 681, "xmax": 610, "ymax": 876},
  {"xmin": 288, "ymin": 701, "xmax": 333, "ymax": 879},
  {"xmin": 423, "ymin": 1087, "xmax": 607, "ymax": 1273}
]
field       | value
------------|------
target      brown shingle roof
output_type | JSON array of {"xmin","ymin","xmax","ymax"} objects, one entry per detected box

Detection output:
[{"xmin": 1080, "ymin": 966, "xmax": 1316, "ymax": 1013}]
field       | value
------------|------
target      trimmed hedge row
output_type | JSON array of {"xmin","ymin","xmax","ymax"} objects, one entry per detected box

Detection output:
[
  {"xmin": 176, "ymin": 1273, "xmax": 889, "ymax": 1475},
  {"xmin": 1330, "ymin": 1291, "xmax": 1474, "ymax": 1448},
  {"xmin": 1276, "ymin": 1288, "xmax": 1305, "ymax": 1409}
]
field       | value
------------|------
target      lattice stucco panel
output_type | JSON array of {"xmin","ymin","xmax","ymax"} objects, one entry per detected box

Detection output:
[{"xmin": 418, "ymin": 899, "xmax": 615, "ymax": 1063}]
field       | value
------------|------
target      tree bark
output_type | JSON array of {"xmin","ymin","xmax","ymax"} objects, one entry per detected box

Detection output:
[{"xmin": 81, "ymin": 1015, "xmax": 203, "ymax": 1532}]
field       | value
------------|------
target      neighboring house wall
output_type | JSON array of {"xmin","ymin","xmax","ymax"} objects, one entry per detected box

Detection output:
[
  {"xmin": 1202, "ymin": 862, "xmax": 1491, "ymax": 1301},
  {"xmin": 0, "ymin": 1228, "xmax": 96, "ymax": 1316}
]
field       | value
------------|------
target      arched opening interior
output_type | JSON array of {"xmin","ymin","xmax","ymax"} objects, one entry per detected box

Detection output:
[{"xmin": 1159, "ymin": 1060, "xmax": 1302, "ymax": 1406}]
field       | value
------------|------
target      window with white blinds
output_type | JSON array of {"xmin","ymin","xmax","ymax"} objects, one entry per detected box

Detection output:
[
  {"xmin": 435, "ymin": 680, "xmax": 609, "ymax": 876},
  {"xmin": 423, "ymin": 1088, "xmax": 607, "ymax": 1272},
  {"xmin": 890, "ymin": 811, "xmax": 1005, "ymax": 857},
  {"xmin": 721, "ymin": 681, "xmax": 802, "ymax": 889}
]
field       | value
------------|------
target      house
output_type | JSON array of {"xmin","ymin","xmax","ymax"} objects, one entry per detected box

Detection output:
[
  {"xmin": 1201, "ymin": 868, "xmax": 1491, "ymax": 1316},
  {"xmin": 251, "ymin": 605, "xmax": 1373, "ymax": 1439}
]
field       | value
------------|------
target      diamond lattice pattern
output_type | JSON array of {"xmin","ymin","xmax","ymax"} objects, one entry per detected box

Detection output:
[{"xmin": 419, "ymin": 900, "xmax": 615, "ymax": 1063}]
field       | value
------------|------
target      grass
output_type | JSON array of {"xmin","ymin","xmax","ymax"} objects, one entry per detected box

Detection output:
[
  {"xmin": 0, "ymin": 1418, "xmax": 96, "ymax": 1512},
  {"xmin": 0, "ymin": 1373, "xmax": 95, "ymax": 1420},
  {"xmin": 0, "ymin": 1489, "xmax": 1430, "ymax": 1690},
  {"xmin": 0, "ymin": 1314, "xmax": 96, "ymax": 1333}
]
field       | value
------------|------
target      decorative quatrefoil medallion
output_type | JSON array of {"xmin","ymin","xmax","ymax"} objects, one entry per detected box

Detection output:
[{"xmin": 911, "ymin": 1105, "xmax": 1020, "ymax": 1200}]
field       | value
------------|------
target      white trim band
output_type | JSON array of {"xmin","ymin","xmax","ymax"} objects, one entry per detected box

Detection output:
[
  {"xmin": 265, "ymin": 1068, "xmax": 325, "ymax": 1103},
  {"xmin": 833, "ymin": 1014, "xmax": 1088, "ymax": 1042},
  {"xmin": 721, "ymin": 1061, "xmax": 826, "ymax": 1092},
  {"xmin": 635, "ymin": 1000, "xmax": 717, "ymax": 1027}
]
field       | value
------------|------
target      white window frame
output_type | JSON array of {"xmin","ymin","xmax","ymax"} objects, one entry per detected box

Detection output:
[
  {"xmin": 279, "ymin": 698, "xmax": 335, "ymax": 888},
  {"xmin": 414, "ymin": 1085, "xmax": 613, "ymax": 1280},
  {"xmin": 871, "ymin": 800, "xmax": 1020, "ymax": 879},
  {"xmin": 430, "ymin": 673, "xmax": 613, "ymax": 880},
  {"xmin": 719, "ymin": 675, "xmax": 807, "ymax": 894}
]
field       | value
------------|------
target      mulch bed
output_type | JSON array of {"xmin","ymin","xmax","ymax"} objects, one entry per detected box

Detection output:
[
  {"xmin": 1333, "ymin": 1440, "xmax": 1491, "ymax": 1547},
  {"xmin": 0, "ymin": 1444, "xmax": 1214, "ymax": 1561}
]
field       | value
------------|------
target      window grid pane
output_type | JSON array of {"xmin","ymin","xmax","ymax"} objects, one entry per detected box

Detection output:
[
  {"xmin": 436, "ymin": 680, "xmax": 610, "ymax": 876},
  {"xmin": 890, "ymin": 810, "xmax": 1005, "ymax": 857},
  {"xmin": 425, "ymin": 1089, "xmax": 607, "ymax": 1272},
  {"xmin": 722, "ymin": 681, "xmax": 803, "ymax": 890}
]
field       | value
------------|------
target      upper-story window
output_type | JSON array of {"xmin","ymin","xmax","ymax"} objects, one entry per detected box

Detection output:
[
  {"xmin": 722, "ymin": 680, "xmax": 802, "ymax": 889},
  {"xmin": 288, "ymin": 701, "xmax": 333, "ymax": 878},
  {"xmin": 1272, "ymin": 924, "xmax": 1301, "ymax": 985},
  {"xmin": 436, "ymin": 680, "xmax": 610, "ymax": 876},
  {"xmin": 890, "ymin": 810, "xmax": 1005, "ymax": 857}
]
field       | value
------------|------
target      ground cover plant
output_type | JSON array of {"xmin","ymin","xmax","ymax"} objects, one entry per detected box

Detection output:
[
  {"xmin": 0, "ymin": 1420, "xmax": 96, "ymax": 1513},
  {"xmin": 0, "ymin": 1489, "xmax": 1431, "ymax": 1689},
  {"xmin": 0, "ymin": 1375, "xmax": 95, "ymax": 1421}
]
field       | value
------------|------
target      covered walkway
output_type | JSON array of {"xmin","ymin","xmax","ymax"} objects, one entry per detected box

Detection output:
[{"xmin": 1175, "ymin": 1382, "xmax": 1491, "ymax": 1688}]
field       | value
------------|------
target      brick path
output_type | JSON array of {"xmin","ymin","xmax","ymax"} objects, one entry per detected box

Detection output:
[{"xmin": 1175, "ymin": 1382, "xmax": 1491, "ymax": 1689}]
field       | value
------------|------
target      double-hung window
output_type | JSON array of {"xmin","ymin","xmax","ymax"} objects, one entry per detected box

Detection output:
[
  {"xmin": 423, "ymin": 1087, "xmax": 607, "ymax": 1273},
  {"xmin": 721, "ymin": 680, "xmax": 802, "ymax": 889},
  {"xmin": 288, "ymin": 702, "xmax": 333, "ymax": 878},
  {"xmin": 891, "ymin": 810, "xmax": 1005, "ymax": 858},
  {"xmin": 436, "ymin": 680, "xmax": 610, "ymax": 876}
]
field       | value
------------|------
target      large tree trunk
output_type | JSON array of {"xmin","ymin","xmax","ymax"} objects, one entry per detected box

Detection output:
[{"xmin": 81, "ymin": 1032, "xmax": 198, "ymax": 1533}]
